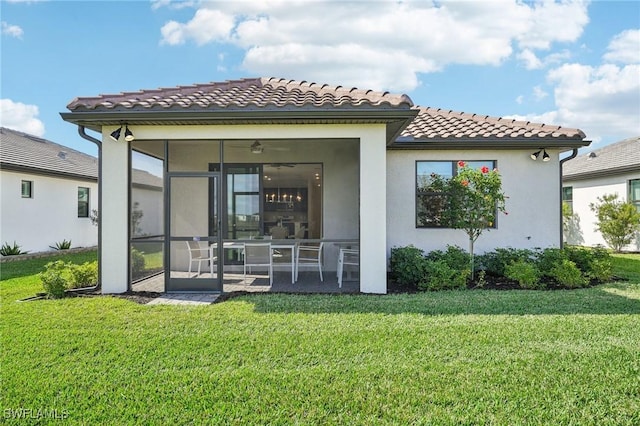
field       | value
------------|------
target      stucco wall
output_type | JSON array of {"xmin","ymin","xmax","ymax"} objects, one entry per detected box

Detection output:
[
  {"xmin": 564, "ymin": 171, "xmax": 640, "ymax": 251},
  {"xmin": 0, "ymin": 170, "xmax": 98, "ymax": 253},
  {"xmin": 386, "ymin": 149, "xmax": 562, "ymax": 257}
]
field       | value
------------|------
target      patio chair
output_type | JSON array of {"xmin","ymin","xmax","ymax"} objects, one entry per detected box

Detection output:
[
  {"xmin": 295, "ymin": 242, "xmax": 324, "ymax": 282},
  {"xmin": 244, "ymin": 242, "xmax": 273, "ymax": 285},
  {"xmin": 337, "ymin": 248, "xmax": 359, "ymax": 288},
  {"xmin": 270, "ymin": 226, "xmax": 289, "ymax": 240},
  {"xmin": 185, "ymin": 240, "xmax": 217, "ymax": 278}
]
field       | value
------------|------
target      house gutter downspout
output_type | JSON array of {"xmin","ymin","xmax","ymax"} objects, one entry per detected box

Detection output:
[
  {"xmin": 559, "ymin": 148, "xmax": 579, "ymax": 249},
  {"xmin": 67, "ymin": 126, "xmax": 102, "ymax": 293}
]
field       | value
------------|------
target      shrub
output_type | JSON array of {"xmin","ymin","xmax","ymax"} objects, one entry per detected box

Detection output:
[
  {"xmin": 390, "ymin": 245, "xmax": 427, "ymax": 289},
  {"xmin": 537, "ymin": 248, "xmax": 569, "ymax": 279},
  {"xmin": 504, "ymin": 260, "xmax": 542, "ymax": 289},
  {"xmin": 0, "ymin": 241, "xmax": 28, "ymax": 256},
  {"xmin": 419, "ymin": 260, "xmax": 469, "ymax": 291},
  {"xmin": 590, "ymin": 193, "xmax": 640, "ymax": 252},
  {"xmin": 131, "ymin": 248, "xmax": 146, "ymax": 275},
  {"xmin": 68, "ymin": 261, "xmax": 98, "ymax": 288},
  {"xmin": 565, "ymin": 245, "xmax": 612, "ymax": 283},
  {"xmin": 549, "ymin": 259, "xmax": 588, "ymax": 288},
  {"xmin": 39, "ymin": 260, "xmax": 70, "ymax": 298},
  {"xmin": 477, "ymin": 247, "xmax": 538, "ymax": 276},
  {"xmin": 50, "ymin": 239, "xmax": 72, "ymax": 250},
  {"xmin": 426, "ymin": 245, "xmax": 471, "ymax": 271}
]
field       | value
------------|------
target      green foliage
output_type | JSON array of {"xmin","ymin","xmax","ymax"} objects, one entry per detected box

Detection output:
[
  {"xmin": 425, "ymin": 245, "xmax": 471, "ymax": 271},
  {"xmin": 477, "ymin": 247, "xmax": 538, "ymax": 277},
  {"xmin": 564, "ymin": 245, "xmax": 612, "ymax": 282},
  {"xmin": 505, "ymin": 260, "xmax": 542, "ymax": 289},
  {"xmin": 49, "ymin": 239, "xmax": 72, "ymax": 250},
  {"xmin": 419, "ymin": 259, "xmax": 469, "ymax": 291},
  {"xmin": 0, "ymin": 241, "xmax": 28, "ymax": 256},
  {"xmin": 549, "ymin": 259, "xmax": 588, "ymax": 288},
  {"xmin": 39, "ymin": 260, "xmax": 70, "ymax": 298},
  {"xmin": 590, "ymin": 193, "xmax": 640, "ymax": 252},
  {"xmin": 390, "ymin": 245, "xmax": 427, "ymax": 289},
  {"xmin": 131, "ymin": 248, "xmax": 146, "ymax": 275},
  {"xmin": 68, "ymin": 261, "xmax": 98, "ymax": 288},
  {"xmin": 537, "ymin": 248, "xmax": 569, "ymax": 279}
]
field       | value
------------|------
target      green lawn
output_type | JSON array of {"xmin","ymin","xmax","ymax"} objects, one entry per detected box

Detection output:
[{"xmin": 1, "ymin": 253, "xmax": 639, "ymax": 425}]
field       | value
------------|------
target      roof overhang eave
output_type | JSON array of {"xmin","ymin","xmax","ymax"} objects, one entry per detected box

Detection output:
[
  {"xmin": 389, "ymin": 138, "xmax": 591, "ymax": 151},
  {"xmin": 563, "ymin": 164, "xmax": 640, "ymax": 181},
  {"xmin": 60, "ymin": 109, "xmax": 418, "ymax": 143}
]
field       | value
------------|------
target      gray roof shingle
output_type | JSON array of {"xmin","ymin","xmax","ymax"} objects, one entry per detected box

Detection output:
[
  {"xmin": 0, "ymin": 127, "xmax": 97, "ymax": 179},
  {"xmin": 563, "ymin": 136, "xmax": 640, "ymax": 180}
]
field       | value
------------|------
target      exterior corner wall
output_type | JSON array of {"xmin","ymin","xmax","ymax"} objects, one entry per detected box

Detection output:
[
  {"xmin": 359, "ymin": 126, "xmax": 387, "ymax": 294},
  {"xmin": 100, "ymin": 130, "xmax": 130, "ymax": 293},
  {"xmin": 386, "ymin": 149, "xmax": 562, "ymax": 257}
]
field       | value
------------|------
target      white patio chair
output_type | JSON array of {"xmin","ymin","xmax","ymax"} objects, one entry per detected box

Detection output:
[
  {"xmin": 295, "ymin": 242, "xmax": 324, "ymax": 282},
  {"xmin": 244, "ymin": 242, "xmax": 273, "ymax": 285},
  {"xmin": 337, "ymin": 248, "xmax": 359, "ymax": 288},
  {"xmin": 185, "ymin": 241, "xmax": 217, "ymax": 278}
]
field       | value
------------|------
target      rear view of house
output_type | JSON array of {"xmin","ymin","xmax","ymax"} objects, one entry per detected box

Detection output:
[{"xmin": 60, "ymin": 77, "xmax": 589, "ymax": 294}]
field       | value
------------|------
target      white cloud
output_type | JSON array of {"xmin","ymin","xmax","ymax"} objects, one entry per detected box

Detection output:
[
  {"xmin": 518, "ymin": 49, "xmax": 543, "ymax": 70},
  {"xmin": 1, "ymin": 21, "xmax": 24, "ymax": 39},
  {"xmin": 0, "ymin": 99, "xmax": 45, "ymax": 136},
  {"xmin": 157, "ymin": 0, "xmax": 590, "ymax": 91},
  {"xmin": 516, "ymin": 95, "xmax": 524, "ymax": 104},
  {"xmin": 533, "ymin": 85, "xmax": 548, "ymax": 101},
  {"xmin": 508, "ymin": 63, "xmax": 640, "ymax": 143},
  {"xmin": 603, "ymin": 29, "xmax": 640, "ymax": 64}
]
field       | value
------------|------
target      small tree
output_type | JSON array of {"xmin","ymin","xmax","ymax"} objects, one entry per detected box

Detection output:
[
  {"xmin": 590, "ymin": 194, "xmax": 640, "ymax": 252},
  {"xmin": 428, "ymin": 162, "xmax": 507, "ymax": 278}
]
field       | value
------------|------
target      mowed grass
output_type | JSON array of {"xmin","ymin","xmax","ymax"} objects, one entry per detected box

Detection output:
[{"xmin": 1, "ymin": 253, "xmax": 639, "ymax": 424}]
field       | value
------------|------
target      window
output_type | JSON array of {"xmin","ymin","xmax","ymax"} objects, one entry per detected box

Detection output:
[
  {"xmin": 562, "ymin": 186, "xmax": 573, "ymax": 214},
  {"xmin": 416, "ymin": 160, "xmax": 496, "ymax": 228},
  {"xmin": 78, "ymin": 187, "xmax": 90, "ymax": 218},
  {"xmin": 21, "ymin": 180, "xmax": 33, "ymax": 198},
  {"xmin": 630, "ymin": 179, "xmax": 640, "ymax": 212}
]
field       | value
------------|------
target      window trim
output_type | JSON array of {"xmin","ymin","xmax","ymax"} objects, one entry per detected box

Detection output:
[
  {"xmin": 78, "ymin": 187, "xmax": 90, "ymax": 218},
  {"xmin": 415, "ymin": 160, "xmax": 497, "ymax": 229},
  {"xmin": 629, "ymin": 179, "xmax": 640, "ymax": 212},
  {"xmin": 21, "ymin": 180, "xmax": 33, "ymax": 198}
]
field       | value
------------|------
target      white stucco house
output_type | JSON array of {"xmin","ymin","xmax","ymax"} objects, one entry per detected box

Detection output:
[
  {"xmin": 60, "ymin": 77, "xmax": 589, "ymax": 294},
  {"xmin": 0, "ymin": 127, "xmax": 99, "ymax": 254},
  {"xmin": 562, "ymin": 136, "xmax": 640, "ymax": 251}
]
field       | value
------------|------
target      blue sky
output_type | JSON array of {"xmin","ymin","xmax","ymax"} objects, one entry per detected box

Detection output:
[{"xmin": 1, "ymin": 0, "xmax": 638, "ymax": 157}]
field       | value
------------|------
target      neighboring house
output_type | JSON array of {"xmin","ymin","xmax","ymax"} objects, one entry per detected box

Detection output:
[
  {"xmin": 0, "ymin": 127, "xmax": 163, "ymax": 255},
  {"xmin": 562, "ymin": 136, "xmax": 640, "ymax": 251},
  {"xmin": 0, "ymin": 127, "xmax": 99, "ymax": 253},
  {"xmin": 60, "ymin": 77, "xmax": 589, "ymax": 294}
]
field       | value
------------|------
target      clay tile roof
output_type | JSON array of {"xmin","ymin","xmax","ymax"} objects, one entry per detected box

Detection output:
[
  {"xmin": 563, "ymin": 136, "xmax": 640, "ymax": 179},
  {"xmin": 400, "ymin": 107, "xmax": 586, "ymax": 142},
  {"xmin": 66, "ymin": 77, "xmax": 414, "ymax": 112}
]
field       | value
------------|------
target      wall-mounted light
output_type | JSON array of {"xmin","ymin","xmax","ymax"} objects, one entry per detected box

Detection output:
[
  {"xmin": 250, "ymin": 141, "xmax": 263, "ymax": 154},
  {"xmin": 109, "ymin": 124, "xmax": 135, "ymax": 142},
  {"xmin": 530, "ymin": 148, "xmax": 550, "ymax": 162}
]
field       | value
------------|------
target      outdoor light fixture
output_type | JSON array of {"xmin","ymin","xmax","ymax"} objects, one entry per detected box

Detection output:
[
  {"xmin": 110, "ymin": 124, "xmax": 135, "ymax": 142},
  {"xmin": 530, "ymin": 148, "xmax": 550, "ymax": 161},
  {"xmin": 124, "ymin": 125, "xmax": 135, "ymax": 142},
  {"xmin": 250, "ymin": 141, "xmax": 264, "ymax": 154},
  {"xmin": 109, "ymin": 126, "xmax": 122, "ymax": 141}
]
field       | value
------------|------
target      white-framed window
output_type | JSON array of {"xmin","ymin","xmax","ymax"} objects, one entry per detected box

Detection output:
[
  {"xmin": 562, "ymin": 186, "xmax": 573, "ymax": 214},
  {"xmin": 630, "ymin": 179, "xmax": 640, "ymax": 212}
]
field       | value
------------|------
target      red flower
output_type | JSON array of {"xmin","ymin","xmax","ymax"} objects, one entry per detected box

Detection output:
[
  {"xmin": 481, "ymin": 166, "xmax": 489, "ymax": 173},
  {"xmin": 458, "ymin": 160, "xmax": 466, "ymax": 168},
  {"xmin": 461, "ymin": 180, "xmax": 469, "ymax": 187}
]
